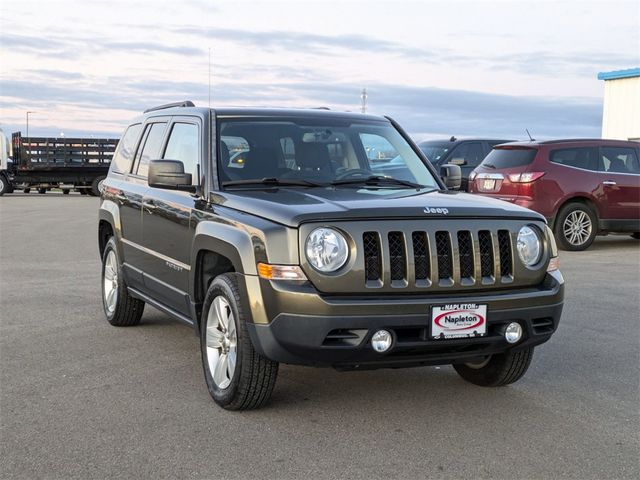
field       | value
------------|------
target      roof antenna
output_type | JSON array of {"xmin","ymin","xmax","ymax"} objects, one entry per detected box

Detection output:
[{"xmin": 526, "ymin": 129, "xmax": 535, "ymax": 141}]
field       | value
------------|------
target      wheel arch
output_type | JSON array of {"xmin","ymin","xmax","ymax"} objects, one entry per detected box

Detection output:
[
  {"xmin": 98, "ymin": 200, "xmax": 122, "ymax": 258},
  {"xmin": 550, "ymin": 195, "xmax": 599, "ymax": 230}
]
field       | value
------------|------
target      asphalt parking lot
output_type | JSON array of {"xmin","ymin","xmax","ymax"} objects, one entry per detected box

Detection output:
[{"xmin": 1, "ymin": 194, "xmax": 639, "ymax": 479}]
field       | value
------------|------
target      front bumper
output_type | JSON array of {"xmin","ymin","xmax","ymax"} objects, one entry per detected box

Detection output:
[{"xmin": 244, "ymin": 270, "xmax": 564, "ymax": 369}]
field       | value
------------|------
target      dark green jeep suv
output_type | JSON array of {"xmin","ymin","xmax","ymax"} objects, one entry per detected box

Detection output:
[{"xmin": 98, "ymin": 102, "xmax": 564, "ymax": 410}]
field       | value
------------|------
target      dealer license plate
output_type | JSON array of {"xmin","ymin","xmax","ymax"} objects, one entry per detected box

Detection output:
[
  {"xmin": 482, "ymin": 179, "xmax": 496, "ymax": 190},
  {"xmin": 431, "ymin": 304, "xmax": 488, "ymax": 339}
]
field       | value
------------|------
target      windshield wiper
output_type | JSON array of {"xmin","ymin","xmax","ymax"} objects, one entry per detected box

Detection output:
[
  {"xmin": 482, "ymin": 163, "xmax": 496, "ymax": 169},
  {"xmin": 222, "ymin": 177, "xmax": 326, "ymax": 188},
  {"xmin": 330, "ymin": 175, "xmax": 427, "ymax": 189}
]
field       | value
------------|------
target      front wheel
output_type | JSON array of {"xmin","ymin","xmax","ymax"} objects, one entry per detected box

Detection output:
[
  {"xmin": 453, "ymin": 347, "xmax": 534, "ymax": 387},
  {"xmin": 0, "ymin": 174, "xmax": 9, "ymax": 196},
  {"xmin": 200, "ymin": 274, "xmax": 278, "ymax": 410},
  {"xmin": 554, "ymin": 203, "xmax": 597, "ymax": 251},
  {"xmin": 101, "ymin": 237, "xmax": 145, "ymax": 326},
  {"xmin": 91, "ymin": 176, "xmax": 106, "ymax": 196}
]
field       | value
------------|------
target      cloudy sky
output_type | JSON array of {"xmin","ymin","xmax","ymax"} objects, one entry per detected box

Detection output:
[{"xmin": 1, "ymin": 0, "xmax": 638, "ymax": 141}]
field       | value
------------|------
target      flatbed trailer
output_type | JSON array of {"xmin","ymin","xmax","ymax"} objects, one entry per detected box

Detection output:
[{"xmin": 0, "ymin": 132, "xmax": 118, "ymax": 196}]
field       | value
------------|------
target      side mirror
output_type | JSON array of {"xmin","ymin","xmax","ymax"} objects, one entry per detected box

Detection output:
[
  {"xmin": 440, "ymin": 164, "xmax": 462, "ymax": 190},
  {"xmin": 148, "ymin": 160, "xmax": 195, "ymax": 192},
  {"xmin": 449, "ymin": 157, "xmax": 466, "ymax": 166}
]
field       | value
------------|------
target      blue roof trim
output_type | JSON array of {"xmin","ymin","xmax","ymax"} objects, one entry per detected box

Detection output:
[{"xmin": 597, "ymin": 68, "xmax": 640, "ymax": 80}]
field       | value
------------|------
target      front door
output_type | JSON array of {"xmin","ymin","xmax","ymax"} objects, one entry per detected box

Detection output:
[{"xmin": 141, "ymin": 118, "xmax": 202, "ymax": 315}]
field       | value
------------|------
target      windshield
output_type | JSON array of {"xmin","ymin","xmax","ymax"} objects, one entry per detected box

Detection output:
[
  {"xmin": 217, "ymin": 117, "xmax": 439, "ymax": 189},
  {"xmin": 418, "ymin": 142, "xmax": 451, "ymax": 163}
]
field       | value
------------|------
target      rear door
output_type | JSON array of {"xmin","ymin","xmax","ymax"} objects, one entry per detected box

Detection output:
[
  {"xmin": 598, "ymin": 146, "xmax": 640, "ymax": 221},
  {"xmin": 141, "ymin": 117, "xmax": 202, "ymax": 315}
]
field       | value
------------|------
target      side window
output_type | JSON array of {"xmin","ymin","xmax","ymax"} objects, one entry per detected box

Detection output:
[
  {"xmin": 280, "ymin": 137, "xmax": 296, "ymax": 169},
  {"xmin": 600, "ymin": 147, "xmax": 640, "ymax": 174},
  {"xmin": 450, "ymin": 142, "xmax": 484, "ymax": 166},
  {"xmin": 360, "ymin": 133, "xmax": 398, "ymax": 162},
  {"xmin": 550, "ymin": 148, "xmax": 598, "ymax": 171},
  {"xmin": 109, "ymin": 124, "xmax": 141, "ymax": 173},
  {"xmin": 220, "ymin": 135, "xmax": 250, "ymax": 169},
  {"xmin": 135, "ymin": 123, "xmax": 166, "ymax": 177},
  {"xmin": 163, "ymin": 123, "xmax": 199, "ymax": 183}
]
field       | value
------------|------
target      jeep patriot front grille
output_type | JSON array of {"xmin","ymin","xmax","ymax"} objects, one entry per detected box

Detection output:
[{"xmin": 362, "ymin": 229, "xmax": 514, "ymax": 288}]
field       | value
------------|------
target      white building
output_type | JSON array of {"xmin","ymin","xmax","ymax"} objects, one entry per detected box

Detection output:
[{"xmin": 598, "ymin": 68, "xmax": 640, "ymax": 141}]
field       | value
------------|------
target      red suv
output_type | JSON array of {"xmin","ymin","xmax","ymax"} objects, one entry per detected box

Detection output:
[{"xmin": 469, "ymin": 139, "xmax": 640, "ymax": 250}]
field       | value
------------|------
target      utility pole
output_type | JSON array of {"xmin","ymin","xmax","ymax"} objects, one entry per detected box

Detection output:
[{"xmin": 360, "ymin": 88, "xmax": 367, "ymax": 114}]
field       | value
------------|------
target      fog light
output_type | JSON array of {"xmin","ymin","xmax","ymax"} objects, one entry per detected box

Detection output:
[
  {"xmin": 371, "ymin": 330, "xmax": 393, "ymax": 353},
  {"xmin": 504, "ymin": 322, "xmax": 523, "ymax": 344}
]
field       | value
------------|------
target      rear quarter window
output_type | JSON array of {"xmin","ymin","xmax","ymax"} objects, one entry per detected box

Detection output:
[
  {"xmin": 549, "ymin": 147, "xmax": 599, "ymax": 171},
  {"xmin": 481, "ymin": 148, "xmax": 537, "ymax": 169},
  {"xmin": 109, "ymin": 124, "xmax": 141, "ymax": 174}
]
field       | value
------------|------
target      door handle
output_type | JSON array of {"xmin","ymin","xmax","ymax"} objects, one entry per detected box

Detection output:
[
  {"xmin": 602, "ymin": 181, "xmax": 617, "ymax": 186},
  {"xmin": 143, "ymin": 201, "xmax": 158, "ymax": 213}
]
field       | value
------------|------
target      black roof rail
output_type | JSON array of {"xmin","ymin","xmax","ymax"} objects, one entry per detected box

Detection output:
[{"xmin": 143, "ymin": 101, "xmax": 195, "ymax": 113}]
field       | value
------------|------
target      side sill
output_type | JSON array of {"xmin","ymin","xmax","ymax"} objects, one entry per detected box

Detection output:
[{"xmin": 127, "ymin": 287, "xmax": 195, "ymax": 327}]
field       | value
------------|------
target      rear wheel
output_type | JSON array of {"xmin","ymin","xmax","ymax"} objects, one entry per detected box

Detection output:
[
  {"xmin": 631, "ymin": 233, "xmax": 640, "ymax": 240},
  {"xmin": 91, "ymin": 176, "xmax": 106, "ymax": 196},
  {"xmin": 554, "ymin": 202, "xmax": 597, "ymax": 251},
  {"xmin": 101, "ymin": 237, "xmax": 145, "ymax": 326},
  {"xmin": 38, "ymin": 187, "xmax": 47, "ymax": 194},
  {"xmin": 453, "ymin": 347, "xmax": 534, "ymax": 386},
  {"xmin": 200, "ymin": 274, "xmax": 278, "ymax": 410},
  {"xmin": 23, "ymin": 188, "xmax": 31, "ymax": 194},
  {"xmin": 62, "ymin": 189, "xmax": 70, "ymax": 195}
]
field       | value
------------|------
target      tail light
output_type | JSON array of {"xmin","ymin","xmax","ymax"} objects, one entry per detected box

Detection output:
[{"xmin": 508, "ymin": 172, "xmax": 545, "ymax": 183}]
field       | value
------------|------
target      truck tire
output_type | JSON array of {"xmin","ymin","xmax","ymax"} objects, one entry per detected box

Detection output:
[
  {"xmin": 554, "ymin": 202, "xmax": 597, "ymax": 251},
  {"xmin": 38, "ymin": 188, "xmax": 46, "ymax": 194},
  {"xmin": 200, "ymin": 274, "xmax": 279, "ymax": 410},
  {"xmin": 91, "ymin": 176, "xmax": 106, "ymax": 196},
  {"xmin": 62, "ymin": 189, "xmax": 70, "ymax": 195},
  {"xmin": 101, "ymin": 237, "xmax": 145, "ymax": 326},
  {"xmin": 23, "ymin": 188, "xmax": 30, "ymax": 194},
  {"xmin": 453, "ymin": 347, "xmax": 534, "ymax": 387},
  {"xmin": 0, "ymin": 174, "xmax": 9, "ymax": 196},
  {"xmin": 631, "ymin": 233, "xmax": 640, "ymax": 240}
]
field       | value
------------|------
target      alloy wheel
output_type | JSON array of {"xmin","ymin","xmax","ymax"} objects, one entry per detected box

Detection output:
[
  {"xmin": 206, "ymin": 296, "xmax": 238, "ymax": 389},
  {"xmin": 103, "ymin": 250, "xmax": 119, "ymax": 313},
  {"xmin": 563, "ymin": 210, "xmax": 592, "ymax": 246}
]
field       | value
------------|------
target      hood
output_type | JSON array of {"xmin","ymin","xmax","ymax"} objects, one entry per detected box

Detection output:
[{"xmin": 212, "ymin": 187, "xmax": 544, "ymax": 227}]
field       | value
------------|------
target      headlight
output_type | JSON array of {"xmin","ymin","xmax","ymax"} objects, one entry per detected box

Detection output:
[
  {"xmin": 517, "ymin": 226, "xmax": 542, "ymax": 266},
  {"xmin": 305, "ymin": 227, "xmax": 349, "ymax": 272}
]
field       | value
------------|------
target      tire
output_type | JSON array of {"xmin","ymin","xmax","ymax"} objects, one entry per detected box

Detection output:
[
  {"xmin": 101, "ymin": 237, "xmax": 145, "ymax": 326},
  {"xmin": 453, "ymin": 347, "xmax": 534, "ymax": 387},
  {"xmin": 554, "ymin": 202, "xmax": 597, "ymax": 251},
  {"xmin": 91, "ymin": 176, "xmax": 106, "ymax": 196},
  {"xmin": 0, "ymin": 174, "xmax": 9, "ymax": 196},
  {"xmin": 62, "ymin": 189, "xmax": 70, "ymax": 195},
  {"xmin": 631, "ymin": 233, "xmax": 640, "ymax": 240},
  {"xmin": 23, "ymin": 188, "xmax": 30, "ymax": 194},
  {"xmin": 79, "ymin": 189, "xmax": 88, "ymax": 195},
  {"xmin": 200, "ymin": 274, "xmax": 278, "ymax": 410},
  {"xmin": 38, "ymin": 187, "xmax": 47, "ymax": 194}
]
